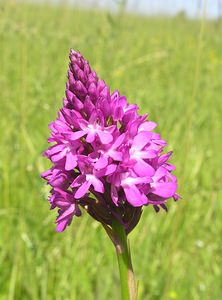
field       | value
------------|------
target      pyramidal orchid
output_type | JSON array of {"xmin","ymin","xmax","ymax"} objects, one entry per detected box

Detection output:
[{"xmin": 41, "ymin": 50, "xmax": 179, "ymax": 300}]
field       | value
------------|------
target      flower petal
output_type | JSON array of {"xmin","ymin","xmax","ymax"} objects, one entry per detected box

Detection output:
[
  {"xmin": 139, "ymin": 121, "xmax": 157, "ymax": 132},
  {"xmin": 152, "ymin": 182, "xmax": 177, "ymax": 198},
  {"xmin": 111, "ymin": 133, "xmax": 125, "ymax": 149},
  {"xmin": 56, "ymin": 219, "xmax": 69, "ymax": 232},
  {"xmin": 132, "ymin": 132, "xmax": 152, "ymax": 150},
  {"xmin": 95, "ymin": 155, "xmax": 108, "ymax": 169},
  {"xmin": 56, "ymin": 204, "xmax": 75, "ymax": 222},
  {"xmin": 97, "ymin": 130, "xmax": 113, "ymax": 144},
  {"xmin": 71, "ymin": 175, "xmax": 85, "ymax": 188},
  {"xmin": 109, "ymin": 151, "xmax": 123, "ymax": 161},
  {"xmin": 89, "ymin": 176, "xmax": 104, "ymax": 193},
  {"xmin": 133, "ymin": 159, "xmax": 155, "ymax": 177},
  {"xmin": 78, "ymin": 119, "xmax": 88, "ymax": 130},
  {"xmin": 45, "ymin": 144, "xmax": 65, "ymax": 156},
  {"xmin": 86, "ymin": 174, "xmax": 104, "ymax": 193},
  {"xmin": 65, "ymin": 152, "xmax": 77, "ymax": 171},
  {"xmin": 74, "ymin": 180, "xmax": 91, "ymax": 199},
  {"xmin": 69, "ymin": 130, "xmax": 86, "ymax": 140},
  {"xmin": 86, "ymin": 131, "xmax": 95, "ymax": 143},
  {"xmin": 157, "ymin": 151, "xmax": 173, "ymax": 165},
  {"xmin": 122, "ymin": 175, "xmax": 151, "ymax": 186},
  {"xmin": 51, "ymin": 148, "xmax": 67, "ymax": 162},
  {"xmin": 124, "ymin": 185, "xmax": 148, "ymax": 207}
]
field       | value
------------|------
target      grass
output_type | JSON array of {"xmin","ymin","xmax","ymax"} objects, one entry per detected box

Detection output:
[{"xmin": 0, "ymin": 1, "xmax": 221, "ymax": 299}]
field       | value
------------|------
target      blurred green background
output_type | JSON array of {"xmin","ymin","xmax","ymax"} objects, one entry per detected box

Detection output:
[{"xmin": 0, "ymin": 1, "xmax": 221, "ymax": 299}]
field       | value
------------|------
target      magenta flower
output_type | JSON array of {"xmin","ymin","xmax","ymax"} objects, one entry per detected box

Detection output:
[{"xmin": 41, "ymin": 49, "xmax": 179, "ymax": 233}]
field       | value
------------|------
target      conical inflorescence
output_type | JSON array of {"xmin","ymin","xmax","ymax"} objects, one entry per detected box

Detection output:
[{"xmin": 41, "ymin": 50, "xmax": 179, "ymax": 233}]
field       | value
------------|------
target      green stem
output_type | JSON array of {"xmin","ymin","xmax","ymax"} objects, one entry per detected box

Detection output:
[{"xmin": 111, "ymin": 221, "xmax": 137, "ymax": 300}]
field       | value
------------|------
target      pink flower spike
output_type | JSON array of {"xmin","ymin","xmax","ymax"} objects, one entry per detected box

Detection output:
[{"xmin": 41, "ymin": 49, "xmax": 179, "ymax": 233}]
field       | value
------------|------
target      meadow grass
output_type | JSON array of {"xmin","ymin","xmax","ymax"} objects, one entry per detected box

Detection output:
[{"xmin": 0, "ymin": 1, "xmax": 221, "ymax": 299}]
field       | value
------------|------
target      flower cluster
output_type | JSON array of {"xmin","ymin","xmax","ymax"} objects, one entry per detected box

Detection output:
[{"xmin": 42, "ymin": 50, "xmax": 179, "ymax": 233}]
